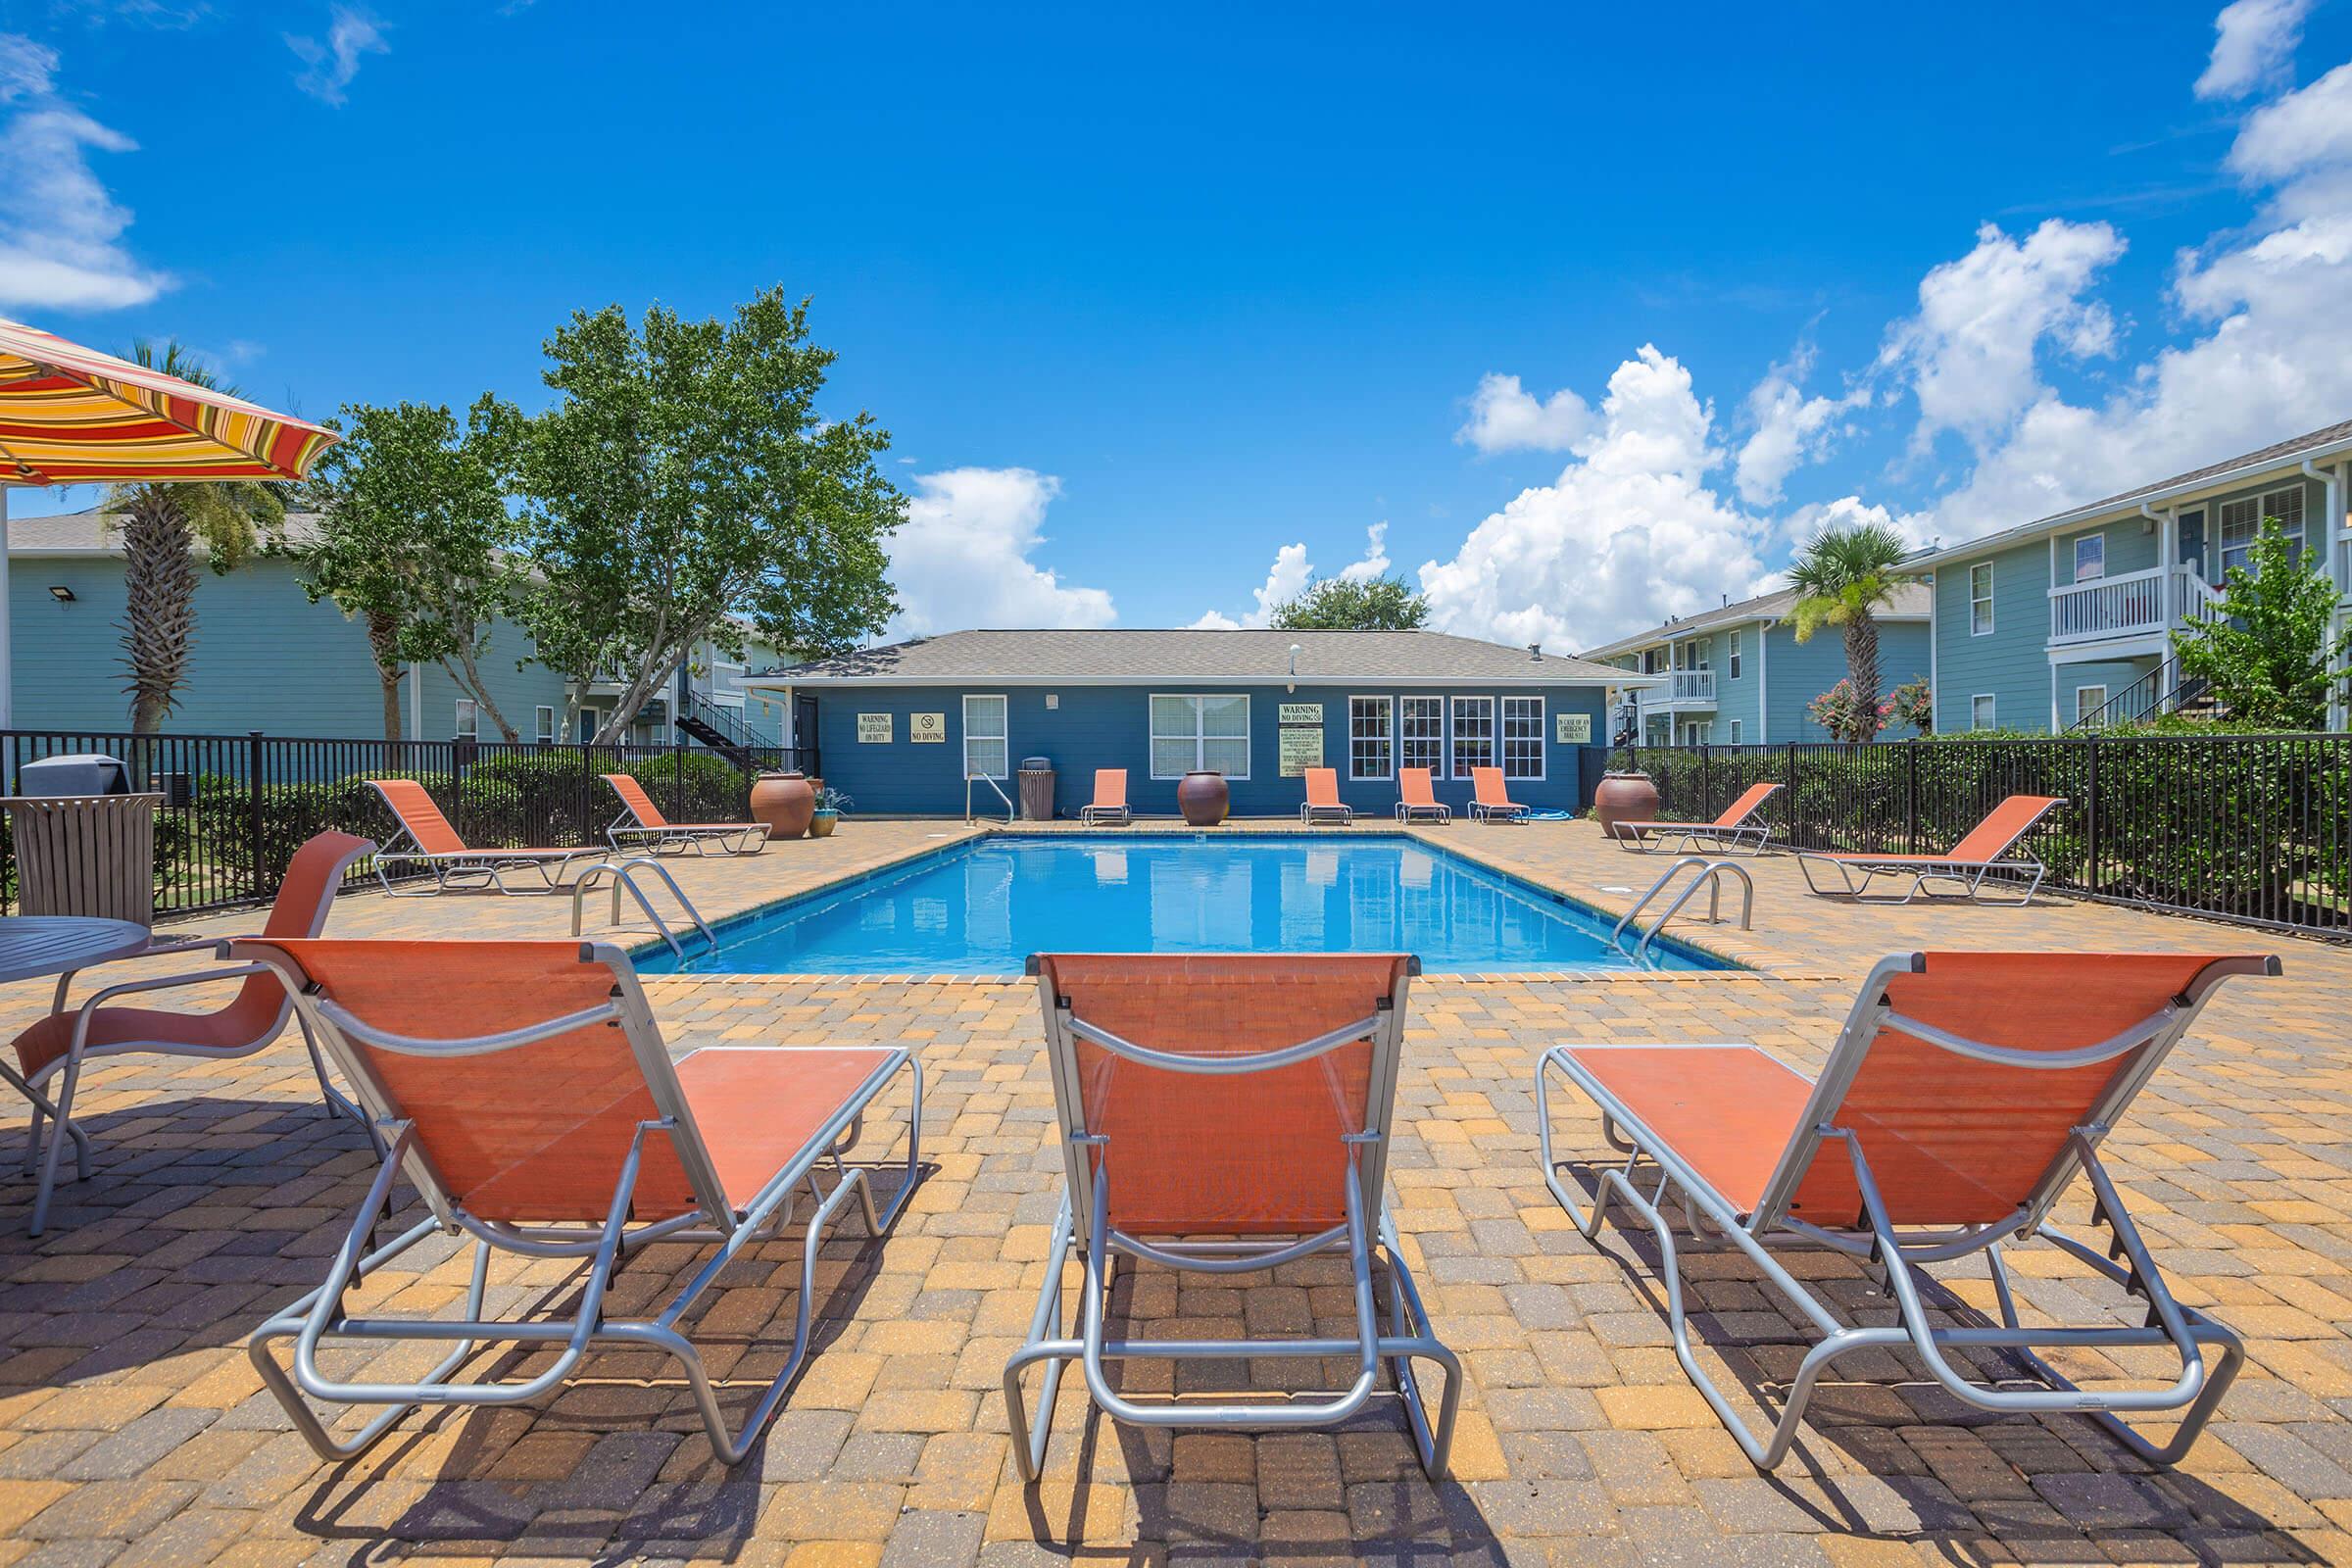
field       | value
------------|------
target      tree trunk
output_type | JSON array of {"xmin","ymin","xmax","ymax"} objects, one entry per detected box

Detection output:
[
  {"xmin": 115, "ymin": 488, "xmax": 199, "ymax": 735},
  {"xmin": 1842, "ymin": 614, "xmax": 1883, "ymax": 741},
  {"xmin": 443, "ymin": 634, "xmax": 520, "ymax": 741},
  {"xmin": 366, "ymin": 609, "xmax": 405, "ymax": 745}
]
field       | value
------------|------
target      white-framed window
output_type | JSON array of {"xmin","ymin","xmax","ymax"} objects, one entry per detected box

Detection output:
[
  {"xmin": 2218, "ymin": 485, "xmax": 2305, "ymax": 576},
  {"xmin": 1348, "ymin": 696, "xmax": 1393, "ymax": 780},
  {"xmin": 1969, "ymin": 564, "xmax": 1994, "ymax": 636},
  {"xmin": 1683, "ymin": 720, "xmax": 1712, "ymax": 745},
  {"xmin": 1501, "ymin": 696, "xmax": 1544, "ymax": 779},
  {"xmin": 1448, "ymin": 697, "xmax": 1494, "ymax": 778},
  {"xmin": 2074, "ymin": 533, "xmax": 2105, "ymax": 583},
  {"xmin": 1398, "ymin": 696, "xmax": 1444, "ymax": 776},
  {"xmin": 535, "ymin": 705, "xmax": 556, "ymax": 744},
  {"xmin": 455, "ymin": 698, "xmax": 478, "ymax": 740},
  {"xmin": 963, "ymin": 694, "xmax": 1008, "ymax": 779},
  {"xmin": 2075, "ymin": 685, "xmax": 2107, "ymax": 725},
  {"xmin": 1729, "ymin": 719, "xmax": 1743, "ymax": 745},
  {"xmin": 1151, "ymin": 694, "xmax": 1250, "ymax": 779},
  {"xmin": 1971, "ymin": 694, "xmax": 1995, "ymax": 732},
  {"xmin": 1728, "ymin": 629, "xmax": 1741, "ymax": 680}
]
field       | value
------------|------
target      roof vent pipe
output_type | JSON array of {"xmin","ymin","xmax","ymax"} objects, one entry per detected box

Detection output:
[
  {"xmin": 1288, "ymin": 642, "xmax": 1301, "ymax": 694},
  {"xmin": 1527, "ymin": 643, "xmax": 1542, "ymax": 661}
]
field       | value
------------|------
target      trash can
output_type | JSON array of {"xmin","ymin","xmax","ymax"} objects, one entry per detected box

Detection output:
[
  {"xmin": 3, "ymin": 754, "xmax": 161, "ymax": 926},
  {"xmin": 1017, "ymin": 757, "xmax": 1054, "ymax": 822}
]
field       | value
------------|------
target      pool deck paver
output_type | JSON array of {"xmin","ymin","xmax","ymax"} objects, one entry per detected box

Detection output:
[{"xmin": 0, "ymin": 815, "xmax": 2346, "ymax": 1564}]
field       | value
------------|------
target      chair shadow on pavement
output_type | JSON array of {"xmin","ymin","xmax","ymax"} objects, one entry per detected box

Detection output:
[{"xmin": 1544, "ymin": 1154, "xmax": 2324, "ymax": 1567}]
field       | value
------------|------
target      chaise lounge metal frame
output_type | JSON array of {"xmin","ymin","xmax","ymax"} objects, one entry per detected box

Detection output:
[
  {"xmin": 237, "ymin": 937, "xmax": 923, "ymax": 1465},
  {"xmin": 1793, "ymin": 794, "xmax": 2064, "ymax": 906},
  {"xmin": 1609, "ymin": 780, "xmax": 1781, "ymax": 856},
  {"xmin": 1536, "ymin": 949, "xmax": 2274, "ymax": 1470},
  {"xmin": 1006, "ymin": 953, "xmax": 1460, "ymax": 1483},
  {"xmin": 368, "ymin": 778, "xmax": 604, "ymax": 896},
  {"xmin": 602, "ymin": 772, "xmax": 770, "ymax": 857}
]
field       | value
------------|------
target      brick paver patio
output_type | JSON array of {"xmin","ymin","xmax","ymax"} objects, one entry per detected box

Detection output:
[{"xmin": 1, "ymin": 817, "xmax": 2346, "ymax": 1565}]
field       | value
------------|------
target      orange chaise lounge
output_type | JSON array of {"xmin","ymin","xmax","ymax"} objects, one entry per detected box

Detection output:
[
  {"xmin": 602, "ymin": 772, "xmax": 770, "ymax": 856},
  {"xmin": 1395, "ymin": 765, "xmax": 1450, "ymax": 824},
  {"xmin": 368, "ymin": 778, "xmax": 604, "ymax": 895},
  {"xmin": 1607, "ymin": 780, "xmax": 1781, "ymax": 855},
  {"xmin": 1794, "ymin": 793, "xmax": 2065, "ymax": 905},
  {"xmin": 1468, "ymin": 765, "xmax": 1528, "ymax": 823},
  {"xmin": 1538, "ymin": 949, "xmax": 2274, "ymax": 1469},
  {"xmin": 1299, "ymin": 766, "xmax": 1353, "ymax": 825},
  {"xmin": 1078, "ymin": 768, "xmax": 1131, "ymax": 825}
]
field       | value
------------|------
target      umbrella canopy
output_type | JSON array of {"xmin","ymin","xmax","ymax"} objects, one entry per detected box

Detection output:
[
  {"xmin": 0, "ymin": 318, "xmax": 336, "ymax": 486},
  {"xmin": 0, "ymin": 317, "xmax": 340, "ymax": 728}
]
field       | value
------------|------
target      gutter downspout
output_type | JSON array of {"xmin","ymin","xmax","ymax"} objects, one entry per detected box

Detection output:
[
  {"xmin": 2305, "ymin": 460, "xmax": 2348, "ymax": 730},
  {"xmin": 2143, "ymin": 503, "xmax": 2175, "ymax": 709}
]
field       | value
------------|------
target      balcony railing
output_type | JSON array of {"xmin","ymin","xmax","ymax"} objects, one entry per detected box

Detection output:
[
  {"xmin": 2048, "ymin": 563, "xmax": 2221, "ymax": 646},
  {"xmin": 1634, "ymin": 669, "xmax": 1715, "ymax": 713}
]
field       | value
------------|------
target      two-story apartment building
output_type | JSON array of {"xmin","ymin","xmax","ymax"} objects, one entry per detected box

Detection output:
[
  {"xmin": 1581, "ymin": 584, "xmax": 1933, "ymax": 746},
  {"xmin": 1913, "ymin": 419, "xmax": 2352, "ymax": 733},
  {"xmin": 7, "ymin": 506, "xmax": 789, "ymax": 745}
]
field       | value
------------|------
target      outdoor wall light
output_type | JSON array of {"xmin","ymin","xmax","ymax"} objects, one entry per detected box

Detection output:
[{"xmin": 47, "ymin": 585, "xmax": 74, "ymax": 603}]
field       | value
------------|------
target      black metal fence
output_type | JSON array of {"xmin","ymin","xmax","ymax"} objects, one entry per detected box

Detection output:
[
  {"xmin": 1616, "ymin": 736, "xmax": 2352, "ymax": 939},
  {"xmin": 0, "ymin": 729, "xmax": 821, "ymax": 919}
]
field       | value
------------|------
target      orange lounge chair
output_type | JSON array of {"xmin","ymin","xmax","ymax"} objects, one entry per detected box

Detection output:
[
  {"xmin": 1078, "ymin": 768, "xmax": 1130, "ymax": 826},
  {"xmin": 1394, "ymin": 765, "xmax": 1450, "ymax": 824},
  {"xmin": 368, "ymin": 777, "xmax": 603, "ymax": 895},
  {"xmin": 1007, "ymin": 954, "xmax": 1460, "ymax": 1481},
  {"xmin": 1299, "ymin": 766, "xmax": 1353, "ymax": 825},
  {"xmin": 1538, "ymin": 950, "xmax": 2275, "ymax": 1469},
  {"xmin": 5, "ymin": 831, "xmax": 375, "ymax": 1235},
  {"xmin": 1468, "ymin": 765, "xmax": 1528, "ymax": 823},
  {"xmin": 603, "ymin": 772, "xmax": 769, "ymax": 856},
  {"xmin": 1795, "ymin": 794, "xmax": 2064, "ymax": 905},
  {"xmin": 236, "ymin": 937, "xmax": 923, "ymax": 1463},
  {"xmin": 1610, "ymin": 780, "xmax": 1782, "ymax": 855}
]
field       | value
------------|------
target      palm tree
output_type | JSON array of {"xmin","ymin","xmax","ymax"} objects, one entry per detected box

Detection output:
[
  {"xmin": 1787, "ymin": 521, "xmax": 1915, "ymax": 743},
  {"xmin": 106, "ymin": 341, "xmax": 287, "ymax": 732}
]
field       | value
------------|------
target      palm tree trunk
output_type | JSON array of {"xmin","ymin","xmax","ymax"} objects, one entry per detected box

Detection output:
[
  {"xmin": 366, "ymin": 609, "xmax": 405, "ymax": 748},
  {"xmin": 1843, "ymin": 614, "xmax": 1883, "ymax": 741},
  {"xmin": 115, "ymin": 488, "xmax": 198, "ymax": 735}
]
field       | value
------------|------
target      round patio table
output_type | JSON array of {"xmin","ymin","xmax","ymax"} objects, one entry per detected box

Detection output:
[{"xmin": 0, "ymin": 915, "xmax": 152, "ymax": 986}]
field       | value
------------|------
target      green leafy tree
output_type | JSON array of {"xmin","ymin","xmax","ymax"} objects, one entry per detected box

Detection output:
[
  {"xmin": 2173, "ymin": 515, "xmax": 2352, "ymax": 730},
  {"xmin": 105, "ymin": 341, "xmax": 287, "ymax": 733},
  {"xmin": 511, "ymin": 288, "xmax": 903, "ymax": 741},
  {"xmin": 1269, "ymin": 573, "xmax": 1431, "ymax": 630},
  {"xmin": 294, "ymin": 398, "xmax": 529, "ymax": 742},
  {"xmin": 1786, "ymin": 520, "xmax": 1915, "ymax": 742}
]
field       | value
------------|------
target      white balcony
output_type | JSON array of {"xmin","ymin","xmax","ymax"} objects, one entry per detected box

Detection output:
[
  {"xmin": 2048, "ymin": 563, "xmax": 2223, "ymax": 647},
  {"xmin": 1633, "ymin": 668, "xmax": 1715, "ymax": 717}
]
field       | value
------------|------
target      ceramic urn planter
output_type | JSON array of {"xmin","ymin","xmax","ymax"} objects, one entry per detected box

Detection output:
[
  {"xmin": 1177, "ymin": 770, "xmax": 1230, "ymax": 826},
  {"xmin": 751, "ymin": 772, "xmax": 817, "ymax": 840},
  {"xmin": 1592, "ymin": 770, "xmax": 1660, "ymax": 840}
]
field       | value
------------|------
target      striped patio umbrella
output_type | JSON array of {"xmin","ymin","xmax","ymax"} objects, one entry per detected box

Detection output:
[{"xmin": 0, "ymin": 317, "xmax": 339, "ymax": 727}]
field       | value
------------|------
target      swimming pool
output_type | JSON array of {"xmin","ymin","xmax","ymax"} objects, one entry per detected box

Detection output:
[{"xmin": 637, "ymin": 834, "xmax": 1727, "ymax": 975}]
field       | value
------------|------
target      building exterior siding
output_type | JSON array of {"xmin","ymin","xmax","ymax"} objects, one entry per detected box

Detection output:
[
  {"xmin": 1930, "ymin": 539, "xmax": 2052, "ymax": 733},
  {"xmin": 1763, "ymin": 619, "xmax": 1932, "ymax": 741},
  {"xmin": 806, "ymin": 680, "xmax": 1606, "ymax": 817}
]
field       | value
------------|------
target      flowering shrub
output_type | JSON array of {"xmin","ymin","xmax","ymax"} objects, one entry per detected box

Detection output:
[
  {"xmin": 1806, "ymin": 679, "xmax": 1890, "ymax": 743},
  {"xmin": 1886, "ymin": 677, "xmax": 1932, "ymax": 735}
]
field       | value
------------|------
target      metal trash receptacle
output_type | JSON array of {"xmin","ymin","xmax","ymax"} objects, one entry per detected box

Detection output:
[
  {"xmin": 4, "ymin": 754, "xmax": 161, "ymax": 926},
  {"xmin": 1017, "ymin": 759, "xmax": 1054, "ymax": 822}
]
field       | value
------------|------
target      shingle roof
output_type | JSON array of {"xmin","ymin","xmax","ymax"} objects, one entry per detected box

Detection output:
[
  {"xmin": 5, "ymin": 504, "xmax": 322, "ymax": 555},
  {"xmin": 754, "ymin": 628, "xmax": 1639, "ymax": 687},
  {"xmin": 1911, "ymin": 416, "xmax": 2352, "ymax": 566},
  {"xmin": 1577, "ymin": 581, "xmax": 1932, "ymax": 662}
]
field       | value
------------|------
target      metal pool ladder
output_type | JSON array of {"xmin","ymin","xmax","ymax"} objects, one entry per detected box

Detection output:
[
  {"xmin": 1610, "ymin": 856, "xmax": 1753, "ymax": 968},
  {"xmin": 569, "ymin": 856, "xmax": 715, "ymax": 962},
  {"xmin": 966, "ymin": 771, "xmax": 1014, "ymax": 825}
]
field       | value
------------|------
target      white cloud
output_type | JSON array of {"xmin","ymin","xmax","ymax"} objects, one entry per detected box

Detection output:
[
  {"xmin": 1337, "ymin": 521, "xmax": 1391, "ymax": 582},
  {"xmin": 0, "ymin": 34, "xmax": 168, "ymax": 311},
  {"xmin": 1733, "ymin": 346, "xmax": 1867, "ymax": 506},
  {"xmin": 2196, "ymin": 0, "xmax": 2311, "ymax": 100},
  {"xmin": 286, "ymin": 5, "xmax": 387, "ymax": 107},
  {"xmin": 1418, "ymin": 346, "xmax": 1767, "ymax": 652},
  {"xmin": 886, "ymin": 467, "xmax": 1116, "ymax": 637},
  {"xmin": 1878, "ymin": 219, "xmax": 2125, "ymax": 455},
  {"xmin": 1186, "ymin": 609, "xmax": 1241, "ymax": 630},
  {"xmin": 1454, "ymin": 371, "xmax": 1593, "ymax": 454},
  {"xmin": 1780, "ymin": 495, "xmax": 1939, "ymax": 555},
  {"xmin": 1932, "ymin": 49, "xmax": 2352, "ymax": 538}
]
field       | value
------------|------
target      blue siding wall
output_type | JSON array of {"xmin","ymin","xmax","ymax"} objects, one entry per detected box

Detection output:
[
  {"xmin": 1760, "ymin": 619, "xmax": 1930, "ymax": 741},
  {"xmin": 808, "ymin": 682, "xmax": 1607, "ymax": 817},
  {"xmin": 1931, "ymin": 541, "xmax": 2051, "ymax": 732},
  {"xmin": 10, "ymin": 555, "xmax": 567, "ymax": 738}
]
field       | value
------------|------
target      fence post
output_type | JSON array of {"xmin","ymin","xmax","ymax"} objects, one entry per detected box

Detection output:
[
  {"xmin": 247, "ymin": 730, "xmax": 269, "ymax": 903},
  {"xmin": 1905, "ymin": 741, "xmax": 1919, "ymax": 856},
  {"xmin": 673, "ymin": 736, "xmax": 685, "ymax": 821},
  {"xmin": 1785, "ymin": 742, "xmax": 1798, "ymax": 846},
  {"xmin": 2084, "ymin": 736, "xmax": 2099, "ymax": 894}
]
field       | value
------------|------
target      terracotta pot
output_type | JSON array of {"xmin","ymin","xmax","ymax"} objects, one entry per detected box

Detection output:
[
  {"xmin": 808, "ymin": 809, "xmax": 838, "ymax": 839},
  {"xmin": 1177, "ymin": 770, "xmax": 1230, "ymax": 826},
  {"xmin": 1592, "ymin": 770, "xmax": 1660, "ymax": 840},
  {"xmin": 751, "ymin": 771, "xmax": 816, "ymax": 840}
]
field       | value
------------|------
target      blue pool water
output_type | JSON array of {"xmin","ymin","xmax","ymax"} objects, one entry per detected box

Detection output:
[{"xmin": 637, "ymin": 835, "xmax": 1725, "ymax": 975}]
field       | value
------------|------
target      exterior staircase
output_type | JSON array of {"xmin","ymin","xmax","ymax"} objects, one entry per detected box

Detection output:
[{"xmin": 675, "ymin": 690, "xmax": 770, "ymax": 770}]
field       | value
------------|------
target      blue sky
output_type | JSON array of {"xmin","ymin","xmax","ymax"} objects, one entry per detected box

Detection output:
[{"xmin": 6, "ymin": 1, "xmax": 2351, "ymax": 650}]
